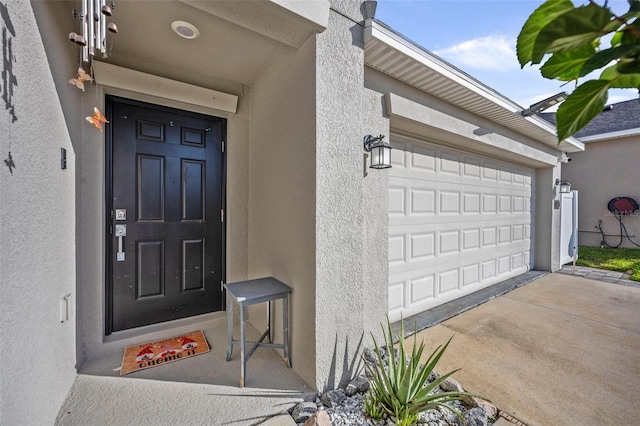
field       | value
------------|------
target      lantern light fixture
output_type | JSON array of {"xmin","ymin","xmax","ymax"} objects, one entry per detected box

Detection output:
[
  {"xmin": 363, "ymin": 134, "xmax": 392, "ymax": 169},
  {"xmin": 556, "ymin": 179, "xmax": 572, "ymax": 193}
]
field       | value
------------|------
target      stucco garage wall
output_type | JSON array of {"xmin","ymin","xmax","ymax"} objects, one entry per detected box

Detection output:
[
  {"xmin": 248, "ymin": 40, "xmax": 317, "ymax": 387},
  {"xmin": 562, "ymin": 136, "xmax": 640, "ymax": 249},
  {"xmin": 314, "ymin": 4, "xmax": 390, "ymax": 391},
  {"xmin": 0, "ymin": 2, "xmax": 77, "ymax": 424}
]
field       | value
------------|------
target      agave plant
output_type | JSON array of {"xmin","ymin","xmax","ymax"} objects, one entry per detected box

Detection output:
[{"xmin": 364, "ymin": 318, "xmax": 486, "ymax": 426}]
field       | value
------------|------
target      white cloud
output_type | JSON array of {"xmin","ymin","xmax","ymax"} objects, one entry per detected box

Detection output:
[{"xmin": 434, "ymin": 35, "xmax": 518, "ymax": 72}]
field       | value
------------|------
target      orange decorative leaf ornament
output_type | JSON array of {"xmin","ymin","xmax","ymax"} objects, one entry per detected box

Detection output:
[
  {"xmin": 69, "ymin": 67, "xmax": 93, "ymax": 91},
  {"xmin": 86, "ymin": 107, "xmax": 109, "ymax": 131}
]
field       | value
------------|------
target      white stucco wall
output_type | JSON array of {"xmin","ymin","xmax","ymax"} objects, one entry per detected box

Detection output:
[
  {"xmin": 248, "ymin": 39, "xmax": 318, "ymax": 386},
  {"xmin": 314, "ymin": 3, "xmax": 390, "ymax": 391},
  {"xmin": 562, "ymin": 136, "xmax": 640, "ymax": 249},
  {"xmin": 0, "ymin": 2, "xmax": 77, "ymax": 424},
  {"xmin": 31, "ymin": 0, "xmax": 252, "ymax": 364}
]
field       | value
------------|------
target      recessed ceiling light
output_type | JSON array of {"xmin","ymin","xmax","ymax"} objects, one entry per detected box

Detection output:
[{"xmin": 171, "ymin": 21, "xmax": 199, "ymax": 40}]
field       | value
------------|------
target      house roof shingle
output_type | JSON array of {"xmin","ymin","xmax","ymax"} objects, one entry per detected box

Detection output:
[{"xmin": 540, "ymin": 98, "xmax": 640, "ymax": 138}]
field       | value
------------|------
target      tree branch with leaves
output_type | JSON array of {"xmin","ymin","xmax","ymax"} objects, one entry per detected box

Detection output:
[{"xmin": 517, "ymin": 0, "xmax": 640, "ymax": 141}]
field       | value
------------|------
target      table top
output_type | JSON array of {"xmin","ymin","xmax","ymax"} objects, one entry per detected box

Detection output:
[{"xmin": 224, "ymin": 277, "xmax": 292, "ymax": 302}]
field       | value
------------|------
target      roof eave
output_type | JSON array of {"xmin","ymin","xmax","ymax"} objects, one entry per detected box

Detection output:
[
  {"xmin": 363, "ymin": 19, "xmax": 584, "ymax": 153},
  {"xmin": 578, "ymin": 127, "xmax": 640, "ymax": 143}
]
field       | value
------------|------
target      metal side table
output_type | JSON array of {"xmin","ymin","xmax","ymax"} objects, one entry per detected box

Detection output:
[{"xmin": 224, "ymin": 277, "xmax": 292, "ymax": 387}]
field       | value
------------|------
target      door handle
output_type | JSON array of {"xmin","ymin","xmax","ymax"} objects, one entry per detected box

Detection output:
[{"xmin": 115, "ymin": 224, "xmax": 126, "ymax": 261}]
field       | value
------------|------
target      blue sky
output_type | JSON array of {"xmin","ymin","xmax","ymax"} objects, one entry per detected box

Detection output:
[{"xmin": 375, "ymin": 0, "xmax": 638, "ymax": 110}]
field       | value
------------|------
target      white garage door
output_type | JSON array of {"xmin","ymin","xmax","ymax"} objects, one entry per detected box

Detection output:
[{"xmin": 388, "ymin": 135, "xmax": 534, "ymax": 322}]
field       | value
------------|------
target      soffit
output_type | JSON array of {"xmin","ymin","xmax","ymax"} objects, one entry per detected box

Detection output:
[
  {"xmin": 58, "ymin": 0, "xmax": 328, "ymax": 90},
  {"xmin": 363, "ymin": 19, "xmax": 584, "ymax": 154}
]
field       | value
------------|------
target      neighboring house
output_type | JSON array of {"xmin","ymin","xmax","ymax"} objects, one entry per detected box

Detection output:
[
  {"xmin": 0, "ymin": 1, "xmax": 583, "ymax": 423},
  {"xmin": 541, "ymin": 100, "xmax": 640, "ymax": 250}
]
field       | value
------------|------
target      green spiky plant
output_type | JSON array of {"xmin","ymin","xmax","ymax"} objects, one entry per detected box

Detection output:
[{"xmin": 363, "ymin": 318, "xmax": 487, "ymax": 426}]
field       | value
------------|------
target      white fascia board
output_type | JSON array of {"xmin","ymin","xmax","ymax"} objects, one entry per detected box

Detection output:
[
  {"xmin": 364, "ymin": 19, "xmax": 584, "ymax": 153},
  {"xmin": 530, "ymin": 116, "xmax": 584, "ymax": 152},
  {"xmin": 93, "ymin": 61, "xmax": 238, "ymax": 114},
  {"xmin": 578, "ymin": 127, "xmax": 640, "ymax": 143}
]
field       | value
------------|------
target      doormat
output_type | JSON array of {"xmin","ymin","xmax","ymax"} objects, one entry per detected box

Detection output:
[{"xmin": 120, "ymin": 330, "xmax": 210, "ymax": 375}]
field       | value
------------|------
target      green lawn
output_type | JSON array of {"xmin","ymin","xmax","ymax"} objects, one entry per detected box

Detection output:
[{"xmin": 576, "ymin": 246, "xmax": 640, "ymax": 282}]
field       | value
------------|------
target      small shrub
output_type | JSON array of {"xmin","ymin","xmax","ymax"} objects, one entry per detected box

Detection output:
[
  {"xmin": 364, "ymin": 317, "xmax": 486, "ymax": 426},
  {"xmin": 364, "ymin": 393, "xmax": 385, "ymax": 420}
]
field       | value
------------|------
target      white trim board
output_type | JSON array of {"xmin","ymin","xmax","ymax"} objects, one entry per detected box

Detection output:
[{"xmin": 93, "ymin": 61, "xmax": 238, "ymax": 114}]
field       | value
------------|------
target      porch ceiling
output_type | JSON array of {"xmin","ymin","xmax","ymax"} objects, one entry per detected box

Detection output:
[
  {"xmin": 59, "ymin": 0, "xmax": 328, "ymax": 90},
  {"xmin": 363, "ymin": 19, "xmax": 584, "ymax": 154}
]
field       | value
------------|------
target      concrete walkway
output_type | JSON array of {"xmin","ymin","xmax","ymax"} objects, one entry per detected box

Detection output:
[
  {"xmin": 406, "ymin": 273, "xmax": 640, "ymax": 426},
  {"xmin": 558, "ymin": 264, "xmax": 639, "ymax": 288},
  {"xmin": 56, "ymin": 319, "xmax": 310, "ymax": 425},
  {"xmin": 57, "ymin": 271, "xmax": 639, "ymax": 425}
]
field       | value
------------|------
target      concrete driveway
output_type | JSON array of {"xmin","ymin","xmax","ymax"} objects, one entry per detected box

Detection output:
[{"xmin": 406, "ymin": 273, "xmax": 640, "ymax": 426}]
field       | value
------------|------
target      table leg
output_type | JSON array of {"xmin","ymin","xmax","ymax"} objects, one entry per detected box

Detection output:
[
  {"xmin": 240, "ymin": 302, "xmax": 246, "ymax": 387},
  {"xmin": 266, "ymin": 300, "xmax": 272, "ymax": 343},
  {"xmin": 226, "ymin": 294, "xmax": 233, "ymax": 361},
  {"xmin": 283, "ymin": 294, "xmax": 291, "ymax": 367}
]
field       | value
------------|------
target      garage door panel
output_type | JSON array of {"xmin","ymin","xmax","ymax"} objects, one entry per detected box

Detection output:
[
  {"xmin": 393, "ymin": 248, "xmax": 531, "ymax": 281},
  {"xmin": 462, "ymin": 228, "xmax": 481, "ymax": 250},
  {"xmin": 390, "ymin": 182, "xmax": 531, "ymax": 225},
  {"xmin": 389, "ymin": 135, "xmax": 535, "ymax": 322},
  {"xmin": 389, "ymin": 238, "xmax": 531, "ymax": 276},
  {"xmin": 389, "ymin": 186, "xmax": 407, "ymax": 216},
  {"xmin": 462, "ymin": 263, "xmax": 480, "ymax": 286},
  {"xmin": 388, "ymin": 261, "xmax": 531, "ymax": 321},
  {"xmin": 392, "ymin": 215, "xmax": 529, "ymax": 227},
  {"xmin": 410, "ymin": 274, "xmax": 436, "ymax": 304},
  {"xmin": 463, "ymin": 193, "xmax": 481, "ymax": 214},
  {"xmin": 390, "ymin": 173, "xmax": 531, "ymax": 192},
  {"xmin": 389, "ymin": 281, "xmax": 405, "ymax": 311},
  {"xmin": 389, "ymin": 224, "xmax": 531, "ymax": 271},
  {"xmin": 411, "ymin": 188, "xmax": 436, "ymax": 216}
]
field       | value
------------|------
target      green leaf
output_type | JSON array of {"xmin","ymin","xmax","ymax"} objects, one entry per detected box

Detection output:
[
  {"xmin": 618, "ymin": 59, "xmax": 640, "ymax": 74},
  {"xmin": 599, "ymin": 64, "xmax": 640, "ymax": 88},
  {"xmin": 620, "ymin": 20, "xmax": 640, "ymax": 45},
  {"xmin": 611, "ymin": 30, "xmax": 624, "ymax": 47},
  {"xmin": 517, "ymin": 0, "xmax": 574, "ymax": 66},
  {"xmin": 581, "ymin": 45, "xmax": 640, "ymax": 76},
  {"xmin": 540, "ymin": 45, "xmax": 594, "ymax": 80},
  {"xmin": 533, "ymin": 3, "xmax": 614, "ymax": 63},
  {"xmin": 556, "ymin": 80, "xmax": 610, "ymax": 140}
]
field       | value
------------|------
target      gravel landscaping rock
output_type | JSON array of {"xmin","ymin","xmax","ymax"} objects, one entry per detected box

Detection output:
[
  {"xmin": 291, "ymin": 374, "xmax": 496, "ymax": 426},
  {"xmin": 291, "ymin": 343, "xmax": 498, "ymax": 426}
]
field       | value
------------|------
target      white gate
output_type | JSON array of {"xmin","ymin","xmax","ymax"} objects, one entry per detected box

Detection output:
[{"xmin": 559, "ymin": 191, "xmax": 578, "ymax": 265}]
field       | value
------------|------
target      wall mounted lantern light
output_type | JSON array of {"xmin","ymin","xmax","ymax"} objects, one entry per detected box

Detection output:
[
  {"xmin": 520, "ymin": 92, "xmax": 567, "ymax": 116},
  {"xmin": 363, "ymin": 134, "xmax": 392, "ymax": 169},
  {"xmin": 556, "ymin": 179, "xmax": 572, "ymax": 193}
]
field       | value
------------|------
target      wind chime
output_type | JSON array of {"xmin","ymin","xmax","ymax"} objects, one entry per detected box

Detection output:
[
  {"xmin": 68, "ymin": 1, "xmax": 118, "ymax": 131},
  {"xmin": 69, "ymin": 0, "xmax": 118, "ymax": 62}
]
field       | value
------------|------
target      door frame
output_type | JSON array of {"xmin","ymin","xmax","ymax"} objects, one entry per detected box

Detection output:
[{"xmin": 104, "ymin": 95, "xmax": 227, "ymax": 335}]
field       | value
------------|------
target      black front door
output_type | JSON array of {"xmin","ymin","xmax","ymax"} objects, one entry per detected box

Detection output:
[{"xmin": 106, "ymin": 96, "xmax": 225, "ymax": 333}]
